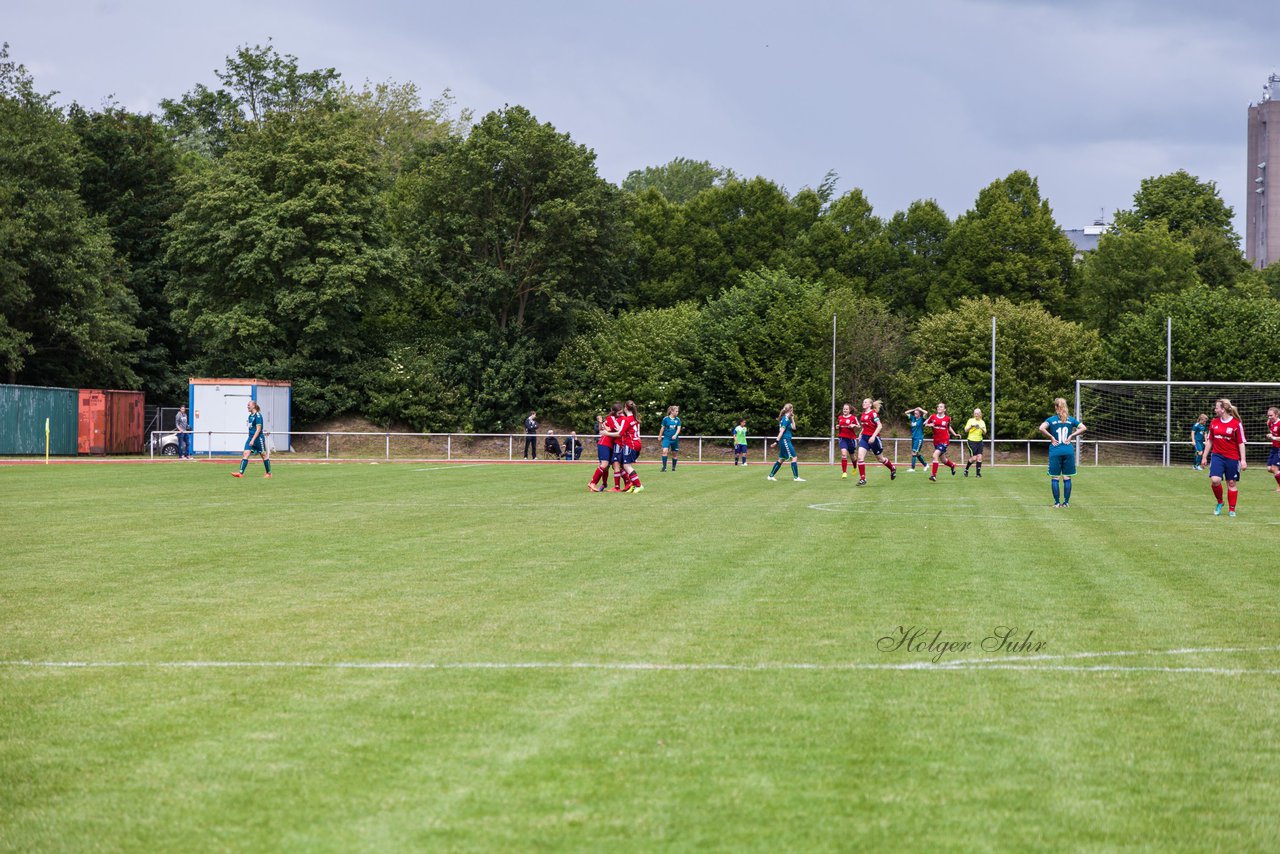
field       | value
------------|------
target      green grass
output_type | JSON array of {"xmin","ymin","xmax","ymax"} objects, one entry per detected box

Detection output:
[{"xmin": 3, "ymin": 458, "xmax": 1279, "ymax": 851}]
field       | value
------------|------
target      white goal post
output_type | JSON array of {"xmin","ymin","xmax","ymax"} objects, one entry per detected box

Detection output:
[{"xmin": 1074, "ymin": 380, "xmax": 1280, "ymax": 467}]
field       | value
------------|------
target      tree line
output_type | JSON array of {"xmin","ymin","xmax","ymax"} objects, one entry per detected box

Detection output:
[{"xmin": 3, "ymin": 43, "xmax": 1279, "ymax": 438}]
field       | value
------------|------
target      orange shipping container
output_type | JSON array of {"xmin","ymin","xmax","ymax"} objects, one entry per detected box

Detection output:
[{"xmin": 78, "ymin": 390, "xmax": 145, "ymax": 455}]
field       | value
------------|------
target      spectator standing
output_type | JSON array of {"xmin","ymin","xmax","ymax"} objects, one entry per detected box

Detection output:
[
  {"xmin": 175, "ymin": 405, "xmax": 192, "ymax": 459},
  {"xmin": 523, "ymin": 411, "xmax": 538, "ymax": 459}
]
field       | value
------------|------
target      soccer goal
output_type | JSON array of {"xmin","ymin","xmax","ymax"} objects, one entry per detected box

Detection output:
[{"xmin": 1074, "ymin": 380, "xmax": 1280, "ymax": 466}]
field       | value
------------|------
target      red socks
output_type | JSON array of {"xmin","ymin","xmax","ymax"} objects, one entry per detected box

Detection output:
[
  {"xmin": 931, "ymin": 462, "xmax": 939, "ymax": 476},
  {"xmin": 841, "ymin": 458, "xmax": 848, "ymax": 473},
  {"xmin": 1212, "ymin": 482, "xmax": 1224, "ymax": 502},
  {"xmin": 857, "ymin": 463, "xmax": 866, "ymax": 479},
  {"xmin": 1228, "ymin": 488, "xmax": 1238, "ymax": 511},
  {"xmin": 884, "ymin": 459, "xmax": 895, "ymax": 471}
]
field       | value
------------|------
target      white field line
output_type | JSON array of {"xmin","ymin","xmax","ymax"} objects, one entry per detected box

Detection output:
[
  {"xmin": 3, "ymin": 646, "xmax": 1277, "ymax": 676},
  {"xmin": 412, "ymin": 464, "xmax": 482, "ymax": 472}
]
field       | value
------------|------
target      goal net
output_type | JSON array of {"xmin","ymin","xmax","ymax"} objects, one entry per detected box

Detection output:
[{"xmin": 1075, "ymin": 380, "xmax": 1280, "ymax": 466}]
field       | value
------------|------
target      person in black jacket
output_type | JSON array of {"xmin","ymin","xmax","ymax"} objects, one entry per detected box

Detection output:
[{"xmin": 523, "ymin": 411, "xmax": 538, "ymax": 459}]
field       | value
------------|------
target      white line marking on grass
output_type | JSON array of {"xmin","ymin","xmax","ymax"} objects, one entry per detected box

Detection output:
[
  {"xmin": 412, "ymin": 465, "xmax": 482, "ymax": 472},
  {"xmin": 807, "ymin": 501, "xmax": 1280, "ymax": 523},
  {"xmin": 4, "ymin": 646, "xmax": 1278, "ymax": 676}
]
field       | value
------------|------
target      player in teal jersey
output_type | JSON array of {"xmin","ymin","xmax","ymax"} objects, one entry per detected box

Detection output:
[
  {"xmin": 904, "ymin": 406, "xmax": 928, "ymax": 470},
  {"xmin": 767, "ymin": 403, "xmax": 804, "ymax": 482},
  {"xmin": 1190, "ymin": 413, "xmax": 1208, "ymax": 471},
  {"xmin": 233, "ymin": 400, "xmax": 273, "ymax": 478},
  {"xmin": 660, "ymin": 405, "xmax": 682, "ymax": 471},
  {"xmin": 733, "ymin": 419, "xmax": 748, "ymax": 465},
  {"xmin": 1038, "ymin": 397, "xmax": 1085, "ymax": 507}
]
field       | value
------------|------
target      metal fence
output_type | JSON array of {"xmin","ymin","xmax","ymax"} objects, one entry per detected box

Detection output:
[{"xmin": 150, "ymin": 429, "xmax": 1265, "ymax": 467}]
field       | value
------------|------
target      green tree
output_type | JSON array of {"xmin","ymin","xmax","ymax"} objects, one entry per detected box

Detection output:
[
  {"xmin": 896, "ymin": 297, "xmax": 1101, "ymax": 438},
  {"xmin": 69, "ymin": 104, "xmax": 187, "ymax": 401},
  {"xmin": 0, "ymin": 45, "xmax": 140, "ymax": 387},
  {"xmin": 873, "ymin": 199, "xmax": 951, "ymax": 318},
  {"xmin": 1104, "ymin": 285, "xmax": 1280, "ymax": 381},
  {"xmin": 791, "ymin": 188, "xmax": 891, "ymax": 296},
  {"xmin": 548, "ymin": 303, "xmax": 703, "ymax": 430},
  {"xmin": 390, "ymin": 106, "xmax": 631, "ymax": 426},
  {"xmin": 621, "ymin": 157, "xmax": 734, "ymax": 204},
  {"xmin": 165, "ymin": 103, "xmax": 402, "ymax": 421},
  {"xmin": 942, "ymin": 171, "xmax": 1075, "ymax": 314},
  {"xmin": 1074, "ymin": 221, "xmax": 1198, "ymax": 333},
  {"xmin": 338, "ymin": 81, "xmax": 471, "ymax": 181},
  {"xmin": 1114, "ymin": 170, "xmax": 1235, "ymax": 238},
  {"xmin": 1113, "ymin": 170, "xmax": 1247, "ymax": 289},
  {"xmin": 826, "ymin": 290, "xmax": 910, "ymax": 406},
  {"xmin": 694, "ymin": 268, "xmax": 829, "ymax": 432},
  {"xmin": 160, "ymin": 41, "xmax": 341, "ymax": 158}
]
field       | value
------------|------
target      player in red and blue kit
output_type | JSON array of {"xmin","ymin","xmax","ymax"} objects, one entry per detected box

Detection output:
[
  {"xmin": 588, "ymin": 403, "xmax": 623, "ymax": 492},
  {"xmin": 924, "ymin": 402, "xmax": 960, "ymax": 481},
  {"xmin": 1200, "ymin": 397, "xmax": 1247, "ymax": 517},
  {"xmin": 617, "ymin": 400, "xmax": 644, "ymax": 493},
  {"xmin": 1266, "ymin": 406, "xmax": 1280, "ymax": 493},
  {"xmin": 855, "ymin": 398, "xmax": 896, "ymax": 484},
  {"xmin": 836, "ymin": 403, "xmax": 859, "ymax": 479}
]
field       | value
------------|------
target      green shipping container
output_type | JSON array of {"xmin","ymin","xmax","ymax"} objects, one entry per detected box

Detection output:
[{"xmin": 0, "ymin": 384, "xmax": 79, "ymax": 455}]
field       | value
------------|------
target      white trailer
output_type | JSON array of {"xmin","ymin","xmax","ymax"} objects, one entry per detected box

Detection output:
[{"xmin": 188, "ymin": 378, "xmax": 292, "ymax": 454}]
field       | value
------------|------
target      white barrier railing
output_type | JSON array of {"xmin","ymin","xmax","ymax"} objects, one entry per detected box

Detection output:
[{"xmin": 150, "ymin": 430, "xmax": 1258, "ymax": 466}]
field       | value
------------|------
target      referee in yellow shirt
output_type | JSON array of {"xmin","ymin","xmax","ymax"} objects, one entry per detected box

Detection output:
[{"xmin": 963, "ymin": 408, "xmax": 987, "ymax": 477}]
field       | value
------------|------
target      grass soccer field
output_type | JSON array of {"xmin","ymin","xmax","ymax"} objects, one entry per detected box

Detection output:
[{"xmin": 3, "ymin": 459, "xmax": 1279, "ymax": 851}]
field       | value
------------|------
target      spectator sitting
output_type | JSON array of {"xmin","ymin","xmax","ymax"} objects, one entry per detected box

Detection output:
[
  {"xmin": 544, "ymin": 429, "xmax": 563, "ymax": 459},
  {"xmin": 563, "ymin": 432, "xmax": 581, "ymax": 461}
]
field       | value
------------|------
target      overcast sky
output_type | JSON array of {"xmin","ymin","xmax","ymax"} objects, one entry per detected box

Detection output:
[{"xmin": 5, "ymin": 0, "xmax": 1275, "ymax": 235}]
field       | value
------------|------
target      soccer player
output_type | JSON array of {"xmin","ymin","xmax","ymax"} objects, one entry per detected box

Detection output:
[
  {"xmin": 903, "ymin": 406, "xmax": 928, "ymax": 471},
  {"xmin": 1038, "ymin": 398, "xmax": 1086, "ymax": 508},
  {"xmin": 767, "ymin": 403, "xmax": 804, "ymax": 482},
  {"xmin": 1200, "ymin": 398, "xmax": 1246, "ymax": 516},
  {"xmin": 619, "ymin": 400, "xmax": 645, "ymax": 493},
  {"xmin": 733, "ymin": 419, "xmax": 748, "ymax": 466},
  {"xmin": 1190, "ymin": 413, "xmax": 1208, "ymax": 471},
  {"xmin": 924, "ymin": 402, "xmax": 960, "ymax": 481},
  {"xmin": 1267, "ymin": 407, "xmax": 1280, "ymax": 492},
  {"xmin": 855, "ymin": 399, "xmax": 896, "ymax": 484},
  {"xmin": 963, "ymin": 408, "xmax": 987, "ymax": 477},
  {"xmin": 660, "ymin": 405, "xmax": 682, "ymax": 471},
  {"xmin": 587, "ymin": 404, "xmax": 623, "ymax": 492},
  {"xmin": 233, "ymin": 400, "xmax": 272, "ymax": 478},
  {"xmin": 836, "ymin": 403, "xmax": 859, "ymax": 479}
]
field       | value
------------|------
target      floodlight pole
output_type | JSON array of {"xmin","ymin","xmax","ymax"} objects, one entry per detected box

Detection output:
[
  {"xmin": 1165, "ymin": 317, "xmax": 1172, "ymax": 467},
  {"xmin": 829, "ymin": 313, "xmax": 837, "ymax": 465},
  {"xmin": 990, "ymin": 316, "xmax": 996, "ymax": 466}
]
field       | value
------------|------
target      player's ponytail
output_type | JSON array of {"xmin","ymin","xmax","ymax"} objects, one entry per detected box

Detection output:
[
  {"xmin": 1054, "ymin": 397, "xmax": 1069, "ymax": 421},
  {"xmin": 625, "ymin": 400, "xmax": 639, "ymax": 425},
  {"xmin": 778, "ymin": 403, "xmax": 794, "ymax": 422},
  {"xmin": 872, "ymin": 399, "xmax": 883, "ymax": 413}
]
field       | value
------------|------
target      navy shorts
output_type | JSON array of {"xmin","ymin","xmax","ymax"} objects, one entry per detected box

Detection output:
[
  {"xmin": 597, "ymin": 443, "xmax": 615, "ymax": 464},
  {"xmin": 619, "ymin": 446, "xmax": 640, "ymax": 466},
  {"xmin": 839, "ymin": 437, "xmax": 858, "ymax": 454},
  {"xmin": 734, "ymin": 443, "xmax": 747, "ymax": 455},
  {"xmin": 1267, "ymin": 447, "xmax": 1280, "ymax": 467},
  {"xmin": 858, "ymin": 436, "xmax": 883, "ymax": 456},
  {"xmin": 1209, "ymin": 453, "xmax": 1240, "ymax": 482}
]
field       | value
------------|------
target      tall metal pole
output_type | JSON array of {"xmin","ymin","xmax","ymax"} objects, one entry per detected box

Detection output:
[
  {"xmin": 830, "ymin": 313, "xmax": 837, "ymax": 465},
  {"xmin": 990, "ymin": 316, "xmax": 997, "ymax": 466},
  {"xmin": 1165, "ymin": 316, "xmax": 1172, "ymax": 467}
]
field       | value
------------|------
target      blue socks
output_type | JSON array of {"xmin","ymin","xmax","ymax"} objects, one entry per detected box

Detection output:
[
  {"xmin": 790, "ymin": 461, "xmax": 799, "ymax": 478},
  {"xmin": 770, "ymin": 461, "xmax": 782, "ymax": 477},
  {"xmin": 1051, "ymin": 479, "xmax": 1060, "ymax": 503},
  {"xmin": 1063, "ymin": 478, "xmax": 1071, "ymax": 503}
]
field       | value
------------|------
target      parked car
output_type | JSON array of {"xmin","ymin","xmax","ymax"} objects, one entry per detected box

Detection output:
[{"xmin": 152, "ymin": 431, "xmax": 180, "ymax": 456}]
